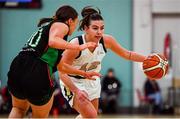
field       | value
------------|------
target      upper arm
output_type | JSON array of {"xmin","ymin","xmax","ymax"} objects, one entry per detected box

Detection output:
[
  {"xmin": 104, "ymin": 34, "xmax": 130, "ymax": 59},
  {"xmin": 49, "ymin": 22, "xmax": 69, "ymax": 41},
  {"xmin": 59, "ymin": 38, "xmax": 80, "ymax": 65}
]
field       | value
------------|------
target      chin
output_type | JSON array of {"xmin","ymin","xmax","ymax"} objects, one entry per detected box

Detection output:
[{"xmin": 96, "ymin": 37, "xmax": 102, "ymax": 41}]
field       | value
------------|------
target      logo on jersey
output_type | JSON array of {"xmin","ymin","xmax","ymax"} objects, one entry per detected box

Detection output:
[
  {"xmin": 97, "ymin": 51, "xmax": 105, "ymax": 55},
  {"xmin": 79, "ymin": 61, "xmax": 100, "ymax": 71}
]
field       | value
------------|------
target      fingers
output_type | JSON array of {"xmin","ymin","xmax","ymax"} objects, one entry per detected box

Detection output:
[
  {"xmin": 89, "ymin": 72, "xmax": 102, "ymax": 78},
  {"xmin": 84, "ymin": 72, "xmax": 102, "ymax": 80},
  {"xmin": 87, "ymin": 42, "xmax": 97, "ymax": 48},
  {"xmin": 84, "ymin": 74, "xmax": 98, "ymax": 80},
  {"xmin": 84, "ymin": 74, "xmax": 96, "ymax": 80},
  {"xmin": 88, "ymin": 77, "xmax": 96, "ymax": 80},
  {"xmin": 93, "ymin": 72, "xmax": 102, "ymax": 77},
  {"xmin": 86, "ymin": 76, "xmax": 100, "ymax": 80}
]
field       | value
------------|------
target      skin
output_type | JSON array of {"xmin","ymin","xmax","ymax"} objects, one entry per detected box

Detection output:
[{"xmin": 59, "ymin": 19, "xmax": 146, "ymax": 118}]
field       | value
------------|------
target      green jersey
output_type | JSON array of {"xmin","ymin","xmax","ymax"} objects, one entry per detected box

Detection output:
[{"xmin": 21, "ymin": 20, "xmax": 68, "ymax": 68}]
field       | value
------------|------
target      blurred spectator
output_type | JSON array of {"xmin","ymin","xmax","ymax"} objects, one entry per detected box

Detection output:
[
  {"xmin": 144, "ymin": 78, "xmax": 163, "ymax": 114},
  {"xmin": 0, "ymin": 86, "xmax": 12, "ymax": 114},
  {"xmin": 100, "ymin": 68, "xmax": 122, "ymax": 114},
  {"xmin": 50, "ymin": 78, "xmax": 63, "ymax": 117}
]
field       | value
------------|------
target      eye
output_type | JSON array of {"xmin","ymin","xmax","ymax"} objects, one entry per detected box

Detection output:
[
  {"xmin": 101, "ymin": 27, "xmax": 104, "ymax": 30},
  {"xmin": 93, "ymin": 27, "xmax": 98, "ymax": 30}
]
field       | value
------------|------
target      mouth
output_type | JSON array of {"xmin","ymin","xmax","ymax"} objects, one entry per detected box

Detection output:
[{"xmin": 95, "ymin": 36, "xmax": 102, "ymax": 39}]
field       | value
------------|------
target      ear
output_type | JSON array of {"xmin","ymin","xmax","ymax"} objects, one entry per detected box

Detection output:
[
  {"xmin": 84, "ymin": 25, "xmax": 89, "ymax": 31},
  {"xmin": 67, "ymin": 18, "xmax": 73, "ymax": 25}
]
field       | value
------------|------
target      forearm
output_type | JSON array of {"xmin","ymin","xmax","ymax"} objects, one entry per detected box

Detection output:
[
  {"xmin": 109, "ymin": 40, "xmax": 146, "ymax": 62},
  {"xmin": 59, "ymin": 72, "xmax": 79, "ymax": 93},
  {"xmin": 58, "ymin": 63, "xmax": 86, "ymax": 76},
  {"xmin": 128, "ymin": 51, "xmax": 146, "ymax": 62},
  {"xmin": 112, "ymin": 47, "xmax": 146, "ymax": 62},
  {"xmin": 49, "ymin": 37, "xmax": 80, "ymax": 50}
]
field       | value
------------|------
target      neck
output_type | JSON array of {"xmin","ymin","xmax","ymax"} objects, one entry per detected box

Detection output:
[
  {"xmin": 84, "ymin": 34, "xmax": 97, "ymax": 52},
  {"xmin": 84, "ymin": 34, "xmax": 91, "ymax": 43},
  {"xmin": 84, "ymin": 34, "xmax": 98, "ymax": 44}
]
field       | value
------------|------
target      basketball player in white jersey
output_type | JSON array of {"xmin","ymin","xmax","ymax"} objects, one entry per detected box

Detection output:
[{"xmin": 58, "ymin": 6, "xmax": 147, "ymax": 118}]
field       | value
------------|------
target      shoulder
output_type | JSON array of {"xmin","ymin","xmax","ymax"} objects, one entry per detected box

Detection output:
[
  {"xmin": 69, "ymin": 37, "xmax": 79, "ymax": 44},
  {"xmin": 103, "ymin": 34, "xmax": 114, "ymax": 40},
  {"xmin": 102, "ymin": 34, "xmax": 116, "ymax": 48},
  {"xmin": 63, "ymin": 36, "xmax": 81, "ymax": 59},
  {"xmin": 50, "ymin": 22, "xmax": 69, "ymax": 35},
  {"xmin": 103, "ymin": 34, "xmax": 116, "ymax": 42},
  {"xmin": 69, "ymin": 35, "xmax": 84, "ymax": 45}
]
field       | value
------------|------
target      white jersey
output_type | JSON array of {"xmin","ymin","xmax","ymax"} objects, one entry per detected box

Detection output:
[
  {"xmin": 69, "ymin": 34, "xmax": 107, "ymax": 78},
  {"xmin": 60, "ymin": 34, "xmax": 107, "ymax": 107}
]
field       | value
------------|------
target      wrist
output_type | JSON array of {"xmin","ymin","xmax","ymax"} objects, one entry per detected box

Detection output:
[
  {"xmin": 81, "ymin": 71, "xmax": 87, "ymax": 77},
  {"xmin": 143, "ymin": 56, "xmax": 147, "ymax": 61}
]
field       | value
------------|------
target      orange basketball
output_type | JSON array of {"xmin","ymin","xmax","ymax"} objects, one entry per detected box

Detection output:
[{"xmin": 143, "ymin": 53, "xmax": 169, "ymax": 80}]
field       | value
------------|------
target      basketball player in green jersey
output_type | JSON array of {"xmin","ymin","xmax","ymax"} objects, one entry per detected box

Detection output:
[{"xmin": 7, "ymin": 5, "xmax": 100, "ymax": 118}]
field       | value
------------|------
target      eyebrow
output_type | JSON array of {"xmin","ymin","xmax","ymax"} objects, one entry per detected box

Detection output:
[{"xmin": 92, "ymin": 25, "xmax": 104, "ymax": 27}]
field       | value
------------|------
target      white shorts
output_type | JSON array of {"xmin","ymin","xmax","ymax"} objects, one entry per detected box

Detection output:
[{"xmin": 60, "ymin": 76, "xmax": 101, "ymax": 107}]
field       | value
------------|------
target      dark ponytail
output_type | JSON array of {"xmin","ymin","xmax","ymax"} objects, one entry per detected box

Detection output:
[
  {"xmin": 79, "ymin": 6, "xmax": 103, "ymax": 31},
  {"xmin": 38, "ymin": 18, "xmax": 53, "ymax": 27},
  {"xmin": 38, "ymin": 5, "xmax": 78, "ymax": 27}
]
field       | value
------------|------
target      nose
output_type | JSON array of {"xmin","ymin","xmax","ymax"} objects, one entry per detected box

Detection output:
[{"xmin": 97, "ymin": 29, "xmax": 102, "ymax": 35}]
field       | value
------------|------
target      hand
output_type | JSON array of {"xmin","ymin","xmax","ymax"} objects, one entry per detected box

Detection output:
[
  {"xmin": 83, "ymin": 71, "xmax": 101, "ymax": 80},
  {"xmin": 79, "ymin": 42, "xmax": 97, "ymax": 51},
  {"xmin": 75, "ymin": 89, "xmax": 89, "ymax": 102}
]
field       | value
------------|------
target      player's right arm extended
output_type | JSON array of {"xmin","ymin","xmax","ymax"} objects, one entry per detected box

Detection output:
[{"xmin": 104, "ymin": 34, "xmax": 146, "ymax": 62}]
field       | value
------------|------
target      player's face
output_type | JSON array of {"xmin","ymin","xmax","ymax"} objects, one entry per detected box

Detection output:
[
  {"xmin": 85, "ymin": 20, "xmax": 104, "ymax": 42},
  {"xmin": 69, "ymin": 17, "xmax": 79, "ymax": 35}
]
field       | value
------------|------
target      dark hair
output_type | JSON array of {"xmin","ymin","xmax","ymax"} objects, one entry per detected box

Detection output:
[
  {"xmin": 78, "ymin": 6, "xmax": 103, "ymax": 31},
  {"xmin": 38, "ymin": 5, "xmax": 78, "ymax": 27},
  {"xmin": 108, "ymin": 68, "xmax": 114, "ymax": 73}
]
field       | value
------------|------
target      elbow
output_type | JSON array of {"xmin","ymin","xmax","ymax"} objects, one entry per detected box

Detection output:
[
  {"xmin": 58, "ymin": 61, "xmax": 69, "ymax": 73},
  {"xmin": 48, "ymin": 39, "xmax": 55, "ymax": 47},
  {"xmin": 59, "ymin": 72, "xmax": 64, "ymax": 81},
  {"xmin": 58, "ymin": 70, "xmax": 65, "ymax": 78},
  {"xmin": 58, "ymin": 64, "xmax": 65, "ymax": 73},
  {"xmin": 59, "ymin": 72, "xmax": 68, "ymax": 82}
]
